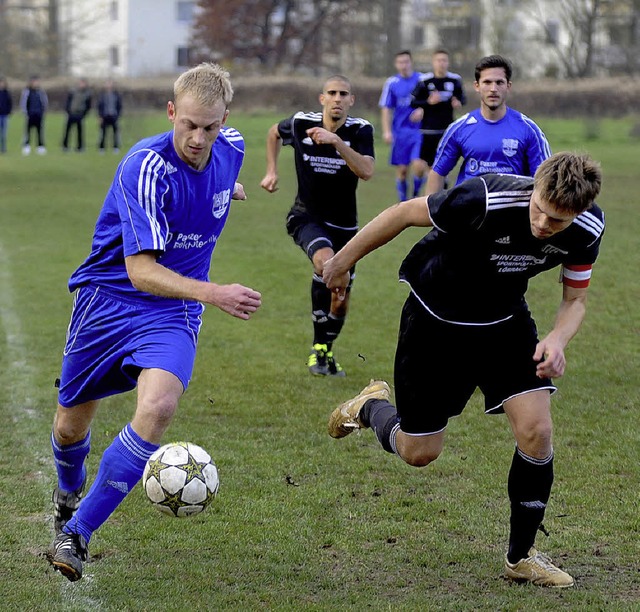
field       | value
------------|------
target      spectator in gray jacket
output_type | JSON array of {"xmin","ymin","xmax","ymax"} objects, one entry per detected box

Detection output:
[{"xmin": 20, "ymin": 75, "xmax": 48, "ymax": 155}]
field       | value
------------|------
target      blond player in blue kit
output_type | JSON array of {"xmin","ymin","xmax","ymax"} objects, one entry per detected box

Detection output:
[{"xmin": 47, "ymin": 63, "xmax": 261, "ymax": 582}]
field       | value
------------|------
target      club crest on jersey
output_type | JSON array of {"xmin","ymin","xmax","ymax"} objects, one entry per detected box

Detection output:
[
  {"xmin": 502, "ymin": 138, "xmax": 519, "ymax": 157},
  {"xmin": 212, "ymin": 188, "xmax": 231, "ymax": 219}
]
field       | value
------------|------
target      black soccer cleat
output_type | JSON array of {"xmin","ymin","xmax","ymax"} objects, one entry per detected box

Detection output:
[
  {"xmin": 52, "ymin": 476, "xmax": 86, "ymax": 534},
  {"xmin": 47, "ymin": 531, "xmax": 89, "ymax": 582}
]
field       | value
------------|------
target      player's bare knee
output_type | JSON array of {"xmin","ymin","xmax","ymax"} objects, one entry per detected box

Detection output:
[
  {"xmin": 401, "ymin": 446, "xmax": 441, "ymax": 468},
  {"xmin": 516, "ymin": 421, "xmax": 553, "ymax": 458},
  {"xmin": 53, "ymin": 419, "xmax": 89, "ymax": 445}
]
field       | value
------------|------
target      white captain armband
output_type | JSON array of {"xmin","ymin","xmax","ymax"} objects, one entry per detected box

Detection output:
[{"xmin": 560, "ymin": 264, "xmax": 592, "ymax": 288}]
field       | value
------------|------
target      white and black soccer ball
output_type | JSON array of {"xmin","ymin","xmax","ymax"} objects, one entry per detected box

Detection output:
[{"xmin": 142, "ymin": 441, "xmax": 219, "ymax": 517}]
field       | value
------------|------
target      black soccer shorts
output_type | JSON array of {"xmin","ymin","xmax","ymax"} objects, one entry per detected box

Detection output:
[
  {"xmin": 393, "ymin": 293, "xmax": 556, "ymax": 435},
  {"xmin": 286, "ymin": 207, "xmax": 357, "ymax": 266},
  {"xmin": 419, "ymin": 133, "xmax": 444, "ymax": 167}
]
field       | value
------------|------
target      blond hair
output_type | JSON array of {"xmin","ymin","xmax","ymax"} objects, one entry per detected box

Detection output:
[
  {"xmin": 534, "ymin": 152, "xmax": 602, "ymax": 214},
  {"xmin": 173, "ymin": 62, "xmax": 233, "ymax": 108}
]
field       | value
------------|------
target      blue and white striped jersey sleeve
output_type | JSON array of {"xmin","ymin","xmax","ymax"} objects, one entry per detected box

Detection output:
[
  {"xmin": 432, "ymin": 115, "xmax": 467, "ymax": 176},
  {"xmin": 116, "ymin": 148, "xmax": 171, "ymax": 257},
  {"xmin": 522, "ymin": 113, "xmax": 552, "ymax": 175},
  {"xmin": 379, "ymin": 77, "xmax": 395, "ymax": 108}
]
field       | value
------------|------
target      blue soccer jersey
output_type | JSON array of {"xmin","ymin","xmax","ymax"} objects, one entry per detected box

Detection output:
[
  {"xmin": 379, "ymin": 72, "xmax": 423, "ymax": 136},
  {"xmin": 432, "ymin": 107, "xmax": 551, "ymax": 184},
  {"xmin": 68, "ymin": 128, "xmax": 245, "ymax": 300}
]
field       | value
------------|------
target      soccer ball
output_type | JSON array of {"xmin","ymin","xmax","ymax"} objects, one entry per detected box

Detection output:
[{"xmin": 142, "ymin": 441, "xmax": 219, "ymax": 517}]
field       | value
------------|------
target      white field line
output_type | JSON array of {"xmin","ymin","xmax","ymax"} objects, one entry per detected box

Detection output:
[{"xmin": 0, "ymin": 242, "xmax": 102, "ymax": 607}]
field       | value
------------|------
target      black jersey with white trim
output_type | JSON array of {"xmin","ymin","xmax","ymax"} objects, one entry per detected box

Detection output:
[
  {"xmin": 399, "ymin": 174, "xmax": 605, "ymax": 325},
  {"xmin": 277, "ymin": 111, "xmax": 375, "ymax": 229}
]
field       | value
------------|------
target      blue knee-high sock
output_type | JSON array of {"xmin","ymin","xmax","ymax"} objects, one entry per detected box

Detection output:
[
  {"xmin": 396, "ymin": 178, "xmax": 408, "ymax": 201},
  {"xmin": 413, "ymin": 176, "xmax": 425, "ymax": 197},
  {"xmin": 361, "ymin": 399, "xmax": 400, "ymax": 454},
  {"xmin": 52, "ymin": 430, "xmax": 91, "ymax": 492},
  {"xmin": 64, "ymin": 423, "xmax": 159, "ymax": 543}
]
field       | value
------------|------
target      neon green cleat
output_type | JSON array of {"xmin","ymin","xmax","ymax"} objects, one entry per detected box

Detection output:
[
  {"xmin": 326, "ymin": 351, "xmax": 346, "ymax": 377},
  {"xmin": 308, "ymin": 343, "xmax": 329, "ymax": 376}
]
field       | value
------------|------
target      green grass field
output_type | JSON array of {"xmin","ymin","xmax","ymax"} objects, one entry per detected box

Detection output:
[{"xmin": 0, "ymin": 112, "xmax": 638, "ymax": 610}]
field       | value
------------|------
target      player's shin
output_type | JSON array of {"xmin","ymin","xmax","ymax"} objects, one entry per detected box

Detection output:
[
  {"xmin": 507, "ymin": 446, "xmax": 554, "ymax": 563},
  {"xmin": 63, "ymin": 423, "xmax": 159, "ymax": 543}
]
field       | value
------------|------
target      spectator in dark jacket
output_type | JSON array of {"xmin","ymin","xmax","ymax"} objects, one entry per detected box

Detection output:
[
  {"xmin": 0, "ymin": 77, "xmax": 12, "ymax": 154},
  {"xmin": 63, "ymin": 78, "xmax": 92, "ymax": 152},
  {"xmin": 97, "ymin": 79, "xmax": 123, "ymax": 153},
  {"xmin": 20, "ymin": 75, "xmax": 48, "ymax": 155}
]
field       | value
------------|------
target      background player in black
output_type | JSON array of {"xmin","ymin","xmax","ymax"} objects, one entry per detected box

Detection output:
[
  {"xmin": 323, "ymin": 152, "xmax": 604, "ymax": 587},
  {"xmin": 410, "ymin": 49, "xmax": 465, "ymax": 177},
  {"xmin": 261, "ymin": 75, "xmax": 375, "ymax": 376}
]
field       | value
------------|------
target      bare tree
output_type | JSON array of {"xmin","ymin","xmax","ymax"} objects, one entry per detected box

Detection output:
[
  {"xmin": 526, "ymin": 0, "xmax": 603, "ymax": 78},
  {"xmin": 193, "ymin": 0, "xmax": 388, "ymax": 75}
]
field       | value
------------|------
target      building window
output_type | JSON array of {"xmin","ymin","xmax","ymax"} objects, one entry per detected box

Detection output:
[
  {"xmin": 177, "ymin": 47, "xmax": 191, "ymax": 67},
  {"xmin": 110, "ymin": 1, "xmax": 118, "ymax": 21},
  {"xmin": 110, "ymin": 45, "xmax": 119, "ymax": 67},
  {"xmin": 413, "ymin": 25, "xmax": 424, "ymax": 46},
  {"xmin": 176, "ymin": 1, "xmax": 194, "ymax": 22},
  {"xmin": 546, "ymin": 19, "xmax": 559, "ymax": 45}
]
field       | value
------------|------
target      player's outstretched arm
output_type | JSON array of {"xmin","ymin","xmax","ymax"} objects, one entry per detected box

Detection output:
[
  {"xmin": 125, "ymin": 253, "xmax": 261, "ymax": 320},
  {"xmin": 323, "ymin": 197, "xmax": 432, "ymax": 295},
  {"xmin": 260, "ymin": 123, "xmax": 282, "ymax": 193},
  {"xmin": 534, "ymin": 284, "xmax": 588, "ymax": 379}
]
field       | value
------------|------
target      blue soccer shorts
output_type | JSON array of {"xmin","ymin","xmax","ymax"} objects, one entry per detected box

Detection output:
[
  {"xmin": 390, "ymin": 131, "xmax": 422, "ymax": 166},
  {"xmin": 58, "ymin": 285, "xmax": 203, "ymax": 407}
]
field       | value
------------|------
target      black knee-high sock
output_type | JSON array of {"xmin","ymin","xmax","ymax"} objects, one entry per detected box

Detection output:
[
  {"xmin": 311, "ymin": 275, "xmax": 331, "ymax": 345},
  {"xmin": 361, "ymin": 399, "xmax": 400, "ymax": 454},
  {"xmin": 507, "ymin": 446, "xmax": 554, "ymax": 563},
  {"xmin": 325, "ymin": 313, "xmax": 345, "ymax": 348}
]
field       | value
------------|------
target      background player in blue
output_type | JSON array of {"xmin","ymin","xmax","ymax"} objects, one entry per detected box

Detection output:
[
  {"xmin": 323, "ymin": 152, "xmax": 604, "ymax": 587},
  {"xmin": 47, "ymin": 63, "xmax": 262, "ymax": 582},
  {"xmin": 425, "ymin": 55, "xmax": 551, "ymax": 195},
  {"xmin": 261, "ymin": 75, "xmax": 374, "ymax": 377},
  {"xmin": 409, "ymin": 49, "xmax": 465, "ymax": 180},
  {"xmin": 379, "ymin": 50, "xmax": 425, "ymax": 201}
]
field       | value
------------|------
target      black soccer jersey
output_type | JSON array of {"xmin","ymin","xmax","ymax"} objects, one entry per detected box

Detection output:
[
  {"xmin": 277, "ymin": 111, "xmax": 375, "ymax": 229},
  {"xmin": 410, "ymin": 71, "xmax": 466, "ymax": 134},
  {"xmin": 399, "ymin": 174, "xmax": 605, "ymax": 325}
]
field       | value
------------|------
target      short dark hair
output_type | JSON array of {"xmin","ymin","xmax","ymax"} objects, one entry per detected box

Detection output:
[
  {"xmin": 395, "ymin": 50, "xmax": 412, "ymax": 58},
  {"xmin": 534, "ymin": 152, "xmax": 602, "ymax": 214},
  {"xmin": 323, "ymin": 74, "xmax": 352, "ymax": 92},
  {"xmin": 474, "ymin": 55, "xmax": 512, "ymax": 82},
  {"xmin": 433, "ymin": 48, "xmax": 449, "ymax": 57}
]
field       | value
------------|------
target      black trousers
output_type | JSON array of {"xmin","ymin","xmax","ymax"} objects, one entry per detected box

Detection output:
[
  {"xmin": 99, "ymin": 116, "xmax": 120, "ymax": 150},
  {"xmin": 63, "ymin": 114, "xmax": 85, "ymax": 150},
  {"xmin": 24, "ymin": 114, "xmax": 44, "ymax": 147}
]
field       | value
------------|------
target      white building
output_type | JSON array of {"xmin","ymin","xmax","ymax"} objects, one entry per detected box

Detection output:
[{"xmin": 59, "ymin": 0, "xmax": 197, "ymax": 78}]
